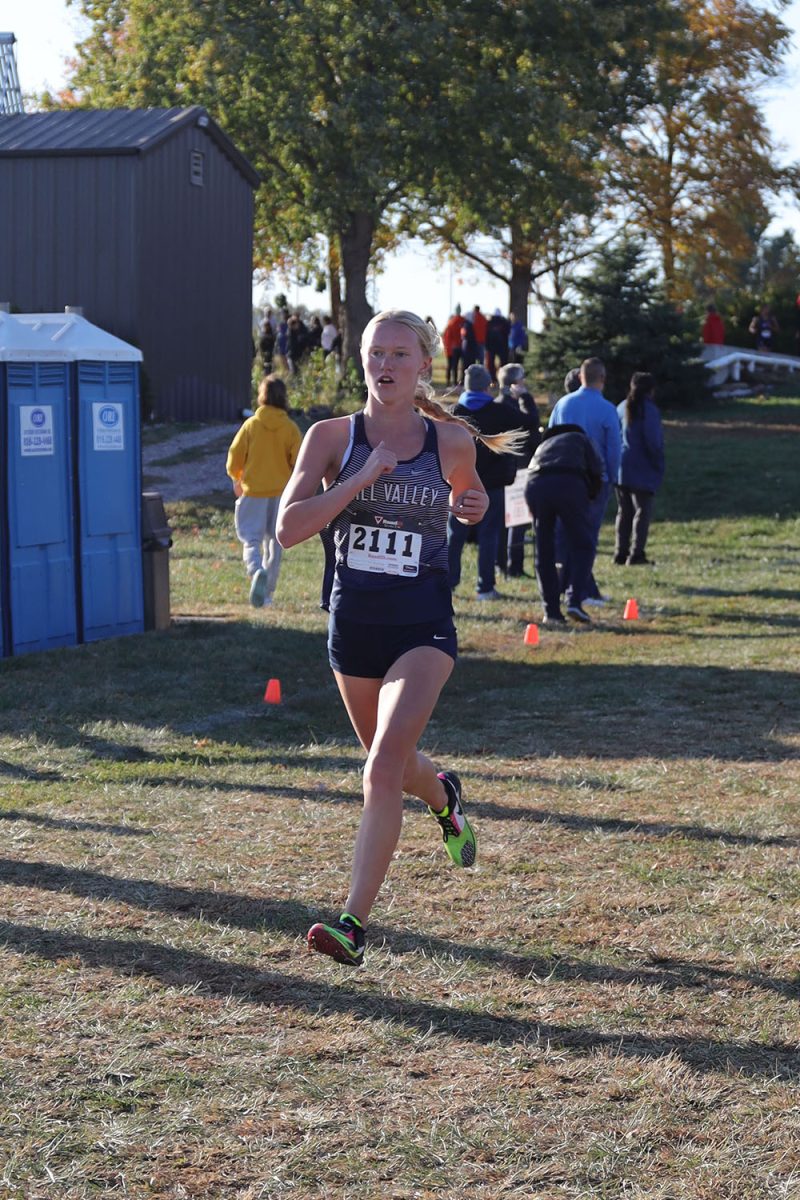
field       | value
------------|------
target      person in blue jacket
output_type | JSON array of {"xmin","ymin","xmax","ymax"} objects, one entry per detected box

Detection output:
[
  {"xmin": 508, "ymin": 312, "xmax": 528, "ymax": 364},
  {"xmin": 548, "ymin": 357, "xmax": 621, "ymax": 621},
  {"xmin": 614, "ymin": 372, "xmax": 665, "ymax": 565}
]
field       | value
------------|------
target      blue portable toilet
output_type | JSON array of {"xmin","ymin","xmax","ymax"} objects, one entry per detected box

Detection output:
[
  {"xmin": 14, "ymin": 313, "xmax": 145, "ymax": 644},
  {"xmin": 0, "ymin": 312, "xmax": 78, "ymax": 656}
]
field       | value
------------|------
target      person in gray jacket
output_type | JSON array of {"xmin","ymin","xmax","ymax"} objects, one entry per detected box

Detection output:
[{"xmin": 524, "ymin": 424, "xmax": 604, "ymax": 625}]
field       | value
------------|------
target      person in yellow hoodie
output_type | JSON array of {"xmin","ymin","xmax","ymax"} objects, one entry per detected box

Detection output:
[{"xmin": 226, "ymin": 374, "xmax": 303, "ymax": 606}]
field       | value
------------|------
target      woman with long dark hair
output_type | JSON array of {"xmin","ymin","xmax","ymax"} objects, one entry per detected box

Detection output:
[{"xmin": 614, "ymin": 372, "xmax": 665, "ymax": 566}]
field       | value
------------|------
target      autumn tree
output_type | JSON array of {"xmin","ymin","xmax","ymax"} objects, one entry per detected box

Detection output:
[
  {"xmin": 412, "ymin": 0, "xmax": 669, "ymax": 320},
  {"xmin": 604, "ymin": 0, "xmax": 800, "ymax": 301}
]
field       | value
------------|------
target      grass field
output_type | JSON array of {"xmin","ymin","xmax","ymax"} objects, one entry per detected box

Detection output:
[{"xmin": 2, "ymin": 393, "xmax": 799, "ymax": 1199}]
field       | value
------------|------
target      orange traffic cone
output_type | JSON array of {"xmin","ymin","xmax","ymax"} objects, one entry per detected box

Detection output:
[
  {"xmin": 264, "ymin": 678, "xmax": 282, "ymax": 704},
  {"xmin": 524, "ymin": 623, "xmax": 539, "ymax": 646},
  {"xmin": 623, "ymin": 598, "xmax": 639, "ymax": 621}
]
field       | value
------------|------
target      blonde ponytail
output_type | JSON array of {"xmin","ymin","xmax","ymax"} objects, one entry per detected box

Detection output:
[{"xmin": 414, "ymin": 392, "xmax": 526, "ymax": 455}]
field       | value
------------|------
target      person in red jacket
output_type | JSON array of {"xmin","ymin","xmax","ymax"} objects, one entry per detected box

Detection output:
[
  {"xmin": 471, "ymin": 305, "xmax": 488, "ymax": 367},
  {"xmin": 702, "ymin": 304, "xmax": 725, "ymax": 346},
  {"xmin": 442, "ymin": 310, "xmax": 464, "ymax": 386}
]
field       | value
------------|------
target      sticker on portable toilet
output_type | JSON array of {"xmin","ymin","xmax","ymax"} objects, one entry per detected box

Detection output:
[
  {"xmin": 20, "ymin": 406, "xmax": 55, "ymax": 456},
  {"xmin": 92, "ymin": 402, "xmax": 125, "ymax": 451}
]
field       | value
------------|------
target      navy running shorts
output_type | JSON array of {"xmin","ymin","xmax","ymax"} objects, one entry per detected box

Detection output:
[{"xmin": 328, "ymin": 612, "xmax": 458, "ymax": 679}]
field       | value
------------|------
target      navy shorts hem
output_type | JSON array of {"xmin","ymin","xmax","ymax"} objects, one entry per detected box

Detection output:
[{"xmin": 328, "ymin": 613, "xmax": 458, "ymax": 679}]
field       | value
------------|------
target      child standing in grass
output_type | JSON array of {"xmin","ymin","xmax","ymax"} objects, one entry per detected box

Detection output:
[
  {"xmin": 226, "ymin": 374, "xmax": 302, "ymax": 608},
  {"xmin": 277, "ymin": 309, "xmax": 514, "ymax": 967}
]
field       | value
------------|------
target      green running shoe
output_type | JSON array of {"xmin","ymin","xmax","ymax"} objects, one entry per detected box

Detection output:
[
  {"xmin": 307, "ymin": 911, "xmax": 365, "ymax": 966},
  {"xmin": 428, "ymin": 771, "xmax": 477, "ymax": 867}
]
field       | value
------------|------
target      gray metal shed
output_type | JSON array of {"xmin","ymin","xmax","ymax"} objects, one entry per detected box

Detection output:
[{"xmin": 0, "ymin": 106, "xmax": 260, "ymax": 421}]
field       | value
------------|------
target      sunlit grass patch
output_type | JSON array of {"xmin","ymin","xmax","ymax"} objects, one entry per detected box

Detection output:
[{"xmin": 1, "ymin": 395, "xmax": 799, "ymax": 1197}]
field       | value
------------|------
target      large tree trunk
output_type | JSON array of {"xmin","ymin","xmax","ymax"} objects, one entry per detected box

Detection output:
[
  {"xmin": 508, "ymin": 223, "xmax": 534, "ymax": 325},
  {"xmin": 509, "ymin": 258, "xmax": 533, "ymax": 328},
  {"xmin": 340, "ymin": 210, "xmax": 376, "ymax": 368},
  {"xmin": 328, "ymin": 235, "xmax": 342, "ymax": 331}
]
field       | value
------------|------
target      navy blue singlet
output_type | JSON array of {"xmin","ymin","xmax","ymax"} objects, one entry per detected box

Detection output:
[{"xmin": 320, "ymin": 412, "xmax": 453, "ymax": 624}]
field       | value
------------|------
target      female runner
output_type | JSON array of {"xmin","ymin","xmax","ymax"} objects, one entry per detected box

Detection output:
[{"xmin": 277, "ymin": 309, "xmax": 512, "ymax": 966}]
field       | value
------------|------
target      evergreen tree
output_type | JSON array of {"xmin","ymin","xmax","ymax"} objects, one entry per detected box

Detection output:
[{"xmin": 532, "ymin": 240, "xmax": 707, "ymax": 408}]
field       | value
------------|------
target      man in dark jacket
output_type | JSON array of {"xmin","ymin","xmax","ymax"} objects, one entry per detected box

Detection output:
[
  {"xmin": 524, "ymin": 424, "xmax": 604, "ymax": 625},
  {"xmin": 485, "ymin": 310, "xmax": 511, "ymax": 382},
  {"xmin": 448, "ymin": 363, "xmax": 538, "ymax": 600}
]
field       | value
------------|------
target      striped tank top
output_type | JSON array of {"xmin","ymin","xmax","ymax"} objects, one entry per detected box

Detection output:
[{"xmin": 320, "ymin": 412, "xmax": 452, "ymax": 624}]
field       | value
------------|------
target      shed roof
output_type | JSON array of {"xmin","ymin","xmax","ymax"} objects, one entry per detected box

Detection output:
[{"xmin": 0, "ymin": 105, "xmax": 260, "ymax": 187}]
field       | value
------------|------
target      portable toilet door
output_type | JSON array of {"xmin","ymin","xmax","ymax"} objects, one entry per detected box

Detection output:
[
  {"xmin": 14, "ymin": 315, "xmax": 146, "ymax": 643},
  {"xmin": 0, "ymin": 313, "xmax": 78, "ymax": 655}
]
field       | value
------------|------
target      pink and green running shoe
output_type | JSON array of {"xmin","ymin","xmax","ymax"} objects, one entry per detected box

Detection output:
[
  {"xmin": 307, "ymin": 911, "xmax": 365, "ymax": 966},
  {"xmin": 428, "ymin": 771, "xmax": 477, "ymax": 867}
]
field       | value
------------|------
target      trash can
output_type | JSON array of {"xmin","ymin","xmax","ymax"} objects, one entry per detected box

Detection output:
[{"xmin": 141, "ymin": 491, "xmax": 172, "ymax": 631}]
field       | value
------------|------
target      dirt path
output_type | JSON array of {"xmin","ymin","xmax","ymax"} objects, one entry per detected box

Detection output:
[{"xmin": 142, "ymin": 423, "xmax": 237, "ymax": 502}]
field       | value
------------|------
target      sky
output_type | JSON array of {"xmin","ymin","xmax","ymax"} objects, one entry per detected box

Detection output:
[{"xmin": 6, "ymin": 0, "xmax": 800, "ymax": 327}]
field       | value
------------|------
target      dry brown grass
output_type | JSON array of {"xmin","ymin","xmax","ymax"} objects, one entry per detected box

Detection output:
[{"xmin": 2, "ymin": 398, "xmax": 799, "ymax": 1198}]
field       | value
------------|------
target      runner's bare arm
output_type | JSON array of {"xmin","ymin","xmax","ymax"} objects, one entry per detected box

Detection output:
[{"xmin": 437, "ymin": 422, "xmax": 488, "ymax": 525}]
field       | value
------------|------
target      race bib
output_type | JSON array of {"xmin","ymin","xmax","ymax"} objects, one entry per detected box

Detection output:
[{"xmin": 347, "ymin": 521, "xmax": 421, "ymax": 576}]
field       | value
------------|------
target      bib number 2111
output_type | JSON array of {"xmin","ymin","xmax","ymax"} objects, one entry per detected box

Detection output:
[{"xmin": 347, "ymin": 522, "xmax": 421, "ymax": 576}]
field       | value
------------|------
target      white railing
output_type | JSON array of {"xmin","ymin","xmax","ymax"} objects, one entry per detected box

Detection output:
[{"xmin": 702, "ymin": 344, "xmax": 800, "ymax": 385}]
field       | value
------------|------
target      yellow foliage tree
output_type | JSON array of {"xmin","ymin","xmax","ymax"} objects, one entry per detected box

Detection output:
[{"xmin": 606, "ymin": 0, "xmax": 800, "ymax": 300}]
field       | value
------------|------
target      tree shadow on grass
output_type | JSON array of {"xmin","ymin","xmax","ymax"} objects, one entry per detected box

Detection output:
[
  {"xmin": 678, "ymin": 586, "xmax": 800, "ymax": 603},
  {"xmin": 2, "ymin": 858, "xmax": 797, "ymax": 1006},
  {"xmin": 0, "ymin": 812, "xmax": 152, "ymax": 837},
  {"xmin": 0, "ymin": 758, "xmax": 61, "ymax": 782},
  {"xmin": 0, "ymin": 621, "xmax": 798, "ymax": 763},
  {"xmin": 1, "ymin": 917, "xmax": 797, "ymax": 1082},
  {"xmin": 8, "ymin": 764, "xmax": 796, "ymax": 850}
]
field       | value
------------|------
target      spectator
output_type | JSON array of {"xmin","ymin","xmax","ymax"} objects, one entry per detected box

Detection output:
[
  {"xmin": 443, "ymin": 310, "xmax": 464, "ymax": 387},
  {"xmin": 257, "ymin": 318, "xmax": 275, "ymax": 373},
  {"xmin": 306, "ymin": 315, "xmax": 323, "ymax": 354},
  {"xmin": 563, "ymin": 367, "xmax": 582, "ymax": 395},
  {"xmin": 496, "ymin": 362, "xmax": 541, "ymax": 577},
  {"xmin": 749, "ymin": 304, "xmax": 779, "ymax": 351},
  {"xmin": 471, "ymin": 305, "xmax": 488, "ymax": 368},
  {"xmin": 460, "ymin": 314, "xmax": 479, "ymax": 374},
  {"xmin": 321, "ymin": 315, "xmax": 340, "ymax": 361},
  {"xmin": 287, "ymin": 313, "xmax": 308, "ymax": 372},
  {"xmin": 508, "ymin": 312, "xmax": 528, "ymax": 364},
  {"xmin": 447, "ymin": 363, "xmax": 537, "ymax": 599},
  {"xmin": 614, "ymin": 372, "xmax": 665, "ymax": 566},
  {"xmin": 276, "ymin": 310, "xmax": 290, "ymax": 370},
  {"xmin": 702, "ymin": 304, "xmax": 725, "ymax": 346},
  {"xmin": 486, "ymin": 309, "xmax": 510, "ymax": 382},
  {"xmin": 548, "ymin": 357, "xmax": 621, "ymax": 622},
  {"xmin": 525, "ymin": 424, "xmax": 604, "ymax": 626},
  {"xmin": 226, "ymin": 374, "xmax": 302, "ymax": 608}
]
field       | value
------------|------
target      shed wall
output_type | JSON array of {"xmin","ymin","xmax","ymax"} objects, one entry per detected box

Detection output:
[
  {"xmin": 0, "ymin": 155, "xmax": 139, "ymax": 338},
  {"xmin": 137, "ymin": 122, "xmax": 254, "ymax": 421}
]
